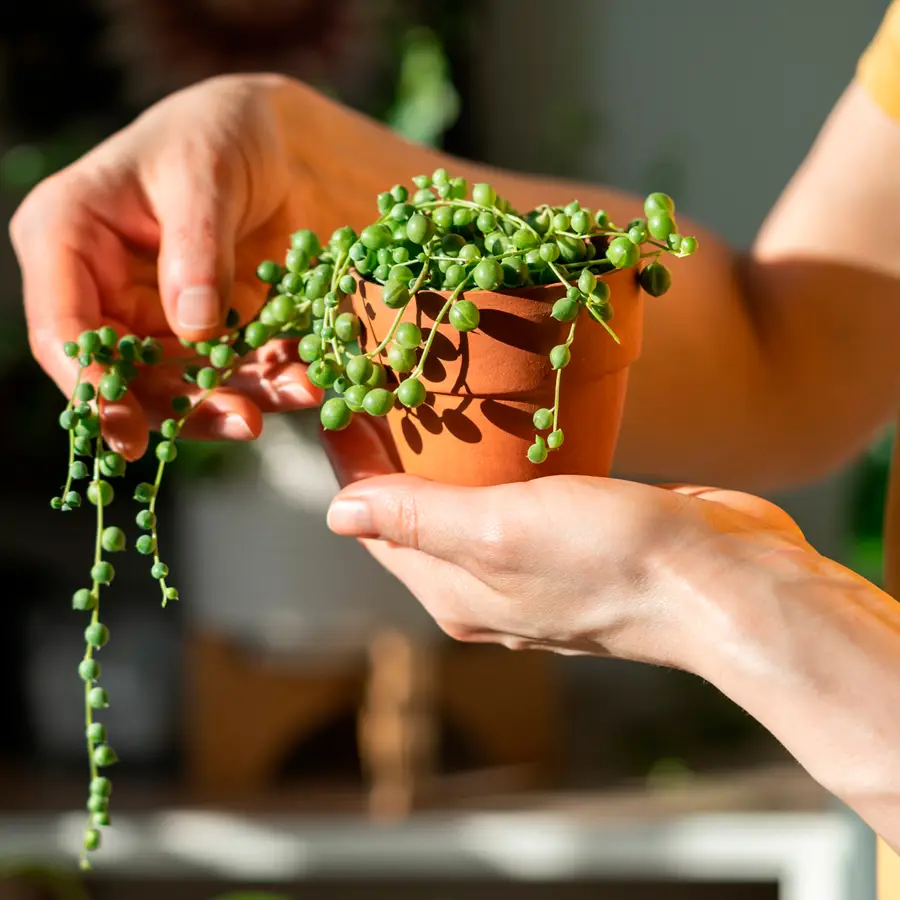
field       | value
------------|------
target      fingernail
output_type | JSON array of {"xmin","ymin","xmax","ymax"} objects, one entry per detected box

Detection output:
[
  {"xmin": 214, "ymin": 415, "xmax": 255, "ymax": 441},
  {"xmin": 176, "ymin": 285, "xmax": 220, "ymax": 331},
  {"xmin": 327, "ymin": 498, "xmax": 375, "ymax": 537}
]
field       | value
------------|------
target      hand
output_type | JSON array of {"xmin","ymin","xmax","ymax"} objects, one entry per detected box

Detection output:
[
  {"xmin": 320, "ymin": 417, "xmax": 808, "ymax": 669},
  {"xmin": 10, "ymin": 74, "xmax": 323, "ymax": 460}
]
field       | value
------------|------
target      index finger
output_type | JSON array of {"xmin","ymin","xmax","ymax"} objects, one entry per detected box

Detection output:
[
  {"xmin": 12, "ymin": 226, "xmax": 149, "ymax": 459},
  {"xmin": 17, "ymin": 236, "xmax": 103, "ymax": 394}
]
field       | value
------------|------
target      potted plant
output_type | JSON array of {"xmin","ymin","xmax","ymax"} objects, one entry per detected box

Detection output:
[{"xmin": 46, "ymin": 171, "xmax": 697, "ymax": 866}]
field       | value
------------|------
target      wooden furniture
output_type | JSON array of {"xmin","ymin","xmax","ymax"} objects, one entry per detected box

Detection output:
[
  {"xmin": 357, "ymin": 630, "xmax": 437, "ymax": 819},
  {"xmin": 183, "ymin": 627, "xmax": 562, "ymax": 805}
]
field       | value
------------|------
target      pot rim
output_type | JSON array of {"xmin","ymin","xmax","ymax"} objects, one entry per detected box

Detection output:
[{"xmin": 353, "ymin": 265, "xmax": 640, "ymax": 303}]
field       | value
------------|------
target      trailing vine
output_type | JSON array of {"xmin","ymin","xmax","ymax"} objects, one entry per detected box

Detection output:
[{"xmin": 49, "ymin": 170, "xmax": 697, "ymax": 867}]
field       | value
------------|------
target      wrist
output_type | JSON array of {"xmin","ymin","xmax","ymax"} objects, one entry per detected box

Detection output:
[
  {"xmin": 576, "ymin": 532, "xmax": 751, "ymax": 674},
  {"xmin": 678, "ymin": 540, "xmax": 900, "ymax": 812},
  {"xmin": 666, "ymin": 538, "xmax": 821, "ymax": 680}
]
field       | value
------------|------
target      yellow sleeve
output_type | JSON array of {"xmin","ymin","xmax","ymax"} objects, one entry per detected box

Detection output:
[{"xmin": 858, "ymin": 1, "xmax": 900, "ymax": 120}]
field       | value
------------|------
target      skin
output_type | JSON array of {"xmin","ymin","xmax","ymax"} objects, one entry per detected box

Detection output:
[
  {"xmin": 12, "ymin": 73, "xmax": 900, "ymax": 486},
  {"xmin": 10, "ymin": 72, "xmax": 900, "ymax": 843},
  {"xmin": 323, "ymin": 416, "xmax": 900, "ymax": 851}
]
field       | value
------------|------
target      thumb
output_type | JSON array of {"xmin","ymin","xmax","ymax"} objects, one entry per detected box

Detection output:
[
  {"xmin": 326, "ymin": 474, "xmax": 489, "ymax": 565},
  {"xmin": 148, "ymin": 149, "xmax": 244, "ymax": 341}
]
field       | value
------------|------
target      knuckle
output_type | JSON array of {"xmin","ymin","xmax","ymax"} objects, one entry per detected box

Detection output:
[
  {"xmin": 391, "ymin": 492, "xmax": 423, "ymax": 551},
  {"xmin": 9, "ymin": 184, "xmax": 45, "ymax": 250},
  {"xmin": 10, "ymin": 172, "xmax": 73, "ymax": 251},
  {"xmin": 208, "ymin": 148, "xmax": 238, "ymax": 192},
  {"xmin": 27, "ymin": 327, "xmax": 48, "ymax": 365},
  {"xmin": 471, "ymin": 518, "xmax": 520, "ymax": 575},
  {"xmin": 8, "ymin": 203, "xmax": 25, "ymax": 248},
  {"xmin": 27, "ymin": 326, "xmax": 69, "ymax": 392}
]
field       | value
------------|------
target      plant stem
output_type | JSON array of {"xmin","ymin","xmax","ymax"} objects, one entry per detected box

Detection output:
[
  {"xmin": 548, "ymin": 259, "xmax": 620, "ymax": 344},
  {"xmin": 366, "ymin": 254, "xmax": 433, "ymax": 361},
  {"xmin": 80, "ymin": 433, "xmax": 104, "ymax": 870},
  {"xmin": 324, "ymin": 249, "xmax": 350, "ymax": 359},
  {"xmin": 149, "ymin": 375, "xmax": 233, "ymax": 608},
  {"xmin": 410, "ymin": 274, "xmax": 473, "ymax": 380},
  {"xmin": 59, "ymin": 368, "xmax": 85, "ymax": 501},
  {"xmin": 547, "ymin": 259, "xmax": 574, "ymax": 291},
  {"xmin": 552, "ymin": 320, "xmax": 578, "ymax": 433},
  {"xmin": 147, "ymin": 456, "xmax": 169, "ymax": 605}
]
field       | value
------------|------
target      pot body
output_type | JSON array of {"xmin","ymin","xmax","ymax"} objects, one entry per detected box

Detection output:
[{"xmin": 352, "ymin": 270, "xmax": 643, "ymax": 486}]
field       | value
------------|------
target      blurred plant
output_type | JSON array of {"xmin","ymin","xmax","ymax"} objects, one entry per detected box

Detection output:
[
  {"xmin": 0, "ymin": 129, "xmax": 96, "ymax": 197},
  {"xmin": 848, "ymin": 425, "xmax": 894, "ymax": 586},
  {"xmin": 385, "ymin": 26, "xmax": 460, "ymax": 147}
]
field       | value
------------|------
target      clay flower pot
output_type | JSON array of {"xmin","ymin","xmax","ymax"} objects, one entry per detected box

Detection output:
[{"xmin": 352, "ymin": 269, "xmax": 643, "ymax": 487}]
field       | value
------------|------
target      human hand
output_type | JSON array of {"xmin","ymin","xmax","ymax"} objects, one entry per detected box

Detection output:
[
  {"xmin": 10, "ymin": 74, "xmax": 324, "ymax": 460},
  {"xmin": 320, "ymin": 417, "xmax": 808, "ymax": 670}
]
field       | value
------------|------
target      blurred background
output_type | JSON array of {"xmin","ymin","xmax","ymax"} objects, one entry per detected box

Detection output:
[{"xmin": 0, "ymin": 1, "xmax": 892, "ymax": 898}]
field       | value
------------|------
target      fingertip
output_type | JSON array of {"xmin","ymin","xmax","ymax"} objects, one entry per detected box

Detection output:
[
  {"xmin": 212, "ymin": 412, "xmax": 262, "ymax": 441},
  {"xmin": 100, "ymin": 394, "xmax": 149, "ymax": 462},
  {"xmin": 175, "ymin": 390, "xmax": 263, "ymax": 442},
  {"xmin": 272, "ymin": 365, "xmax": 324, "ymax": 408},
  {"xmin": 167, "ymin": 287, "xmax": 225, "ymax": 343},
  {"xmin": 174, "ymin": 285, "xmax": 221, "ymax": 332},
  {"xmin": 226, "ymin": 358, "xmax": 324, "ymax": 411}
]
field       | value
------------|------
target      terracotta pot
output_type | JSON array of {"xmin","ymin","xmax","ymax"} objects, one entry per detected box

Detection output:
[{"xmin": 351, "ymin": 269, "xmax": 643, "ymax": 486}]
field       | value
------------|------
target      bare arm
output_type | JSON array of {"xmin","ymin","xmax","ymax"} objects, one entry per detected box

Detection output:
[
  {"xmin": 686, "ymin": 542, "xmax": 900, "ymax": 849},
  {"xmin": 272, "ymin": 76, "xmax": 900, "ymax": 491},
  {"xmin": 321, "ymin": 423, "xmax": 900, "ymax": 847}
]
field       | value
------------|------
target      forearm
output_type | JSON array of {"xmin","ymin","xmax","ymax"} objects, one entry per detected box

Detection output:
[
  {"xmin": 269, "ymin": 73, "xmax": 900, "ymax": 490},
  {"xmin": 682, "ymin": 547, "xmax": 900, "ymax": 846},
  {"xmin": 622, "ymin": 77, "xmax": 900, "ymax": 489}
]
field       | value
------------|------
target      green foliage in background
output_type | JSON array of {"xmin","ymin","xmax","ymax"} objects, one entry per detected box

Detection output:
[
  {"xmin": 848, "ymin": 425, "xmax": 894, "ymax": 585},
  {"xmin": 385, "ymin": 26, "xmax": 460, "ymax": 147}
]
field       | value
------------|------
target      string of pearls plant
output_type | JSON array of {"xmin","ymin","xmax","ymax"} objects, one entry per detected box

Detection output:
[{"xmin": 50, "ymin": 170, "xmax": 697, "ymax": 867}]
